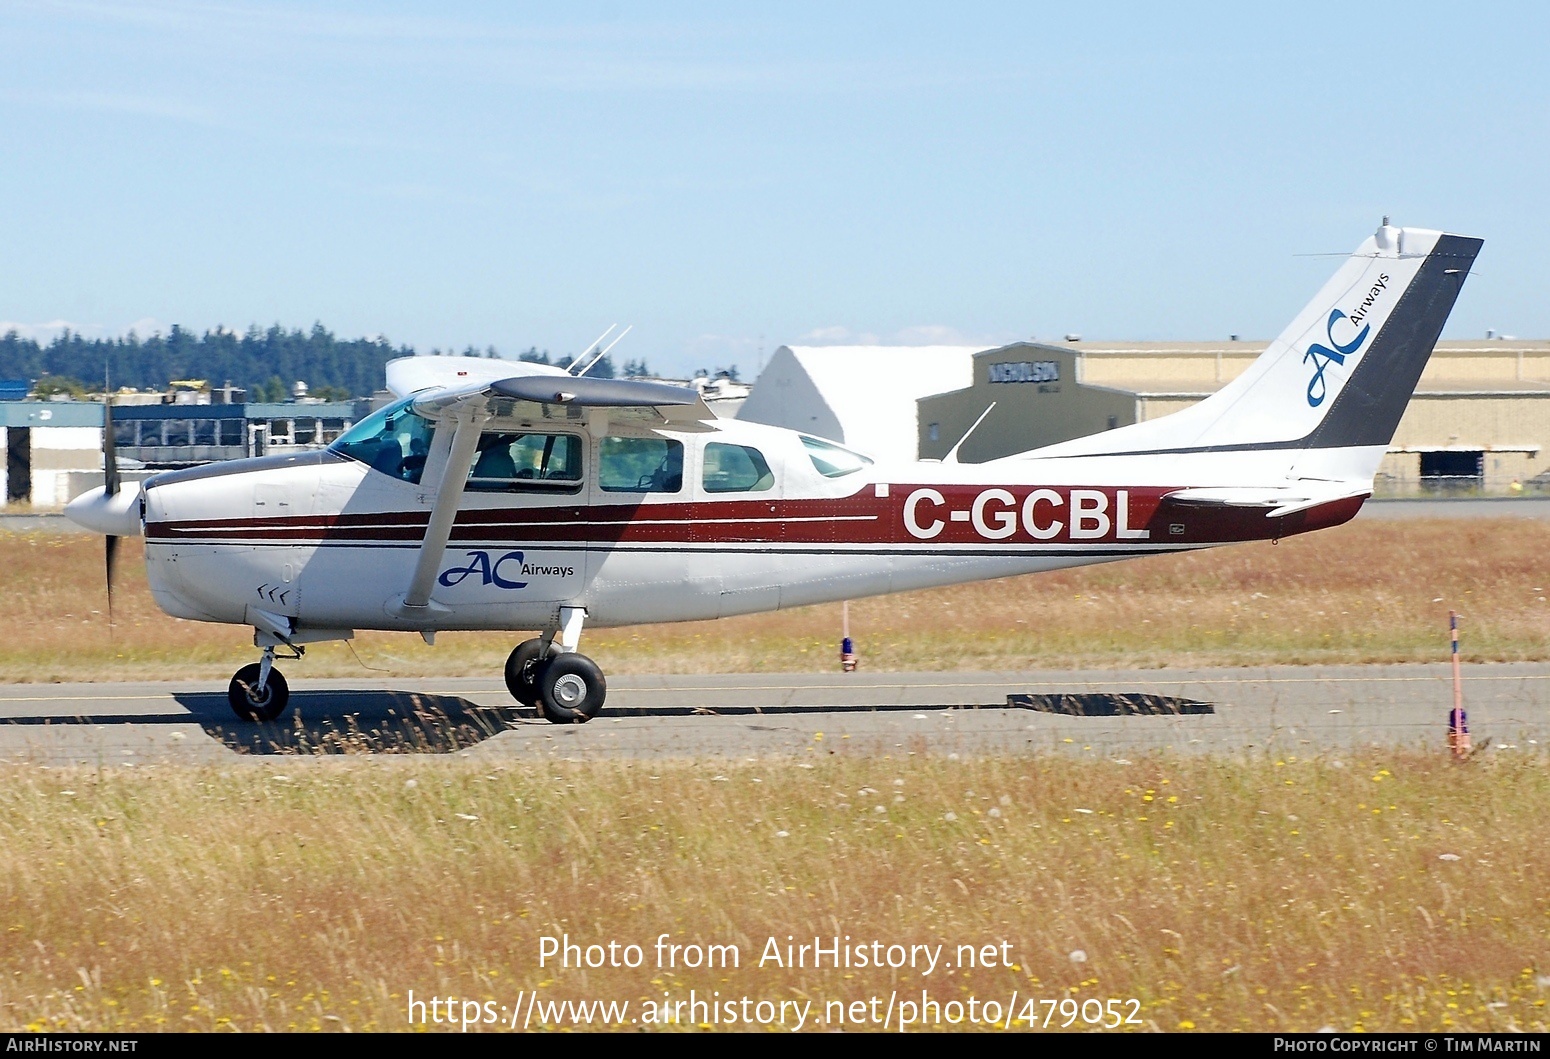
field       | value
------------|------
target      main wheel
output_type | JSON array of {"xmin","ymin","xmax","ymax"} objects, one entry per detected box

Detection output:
[
  {"xmin": 503, "ymin": 638, "xmax": 549, "ymax": 709},
  {"xmin": 228, "ymin": 663, "xmax": 290, "ymax": 722},
  {"xmin": 535, "ymin": 653, "xmax": 607, "ymax": 724}
]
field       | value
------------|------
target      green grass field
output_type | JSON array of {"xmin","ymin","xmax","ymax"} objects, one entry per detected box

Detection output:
[
  {"xmin": 1, "ymin": 753, "xmax": 1545, "ymax": 1032},
  {"xmin": 3, "ymin": 518, "xmax": 1547, "ymax": 1032}
]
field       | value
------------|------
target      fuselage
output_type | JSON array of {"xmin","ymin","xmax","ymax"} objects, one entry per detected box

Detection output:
[{"xmin": 136, "ymin": 410, "xmax": 1361, "ymax": 636}]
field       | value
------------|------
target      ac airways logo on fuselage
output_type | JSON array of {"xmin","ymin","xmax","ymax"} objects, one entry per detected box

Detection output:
[
  {"xmin": 438, "ymin": 550, "xmax": 576, "ymax": 591},
  {"xmin": 1303, "ymin": 273, "xmax": 1388, "ymax": 407}
]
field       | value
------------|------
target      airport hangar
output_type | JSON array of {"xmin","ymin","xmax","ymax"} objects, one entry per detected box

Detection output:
[{"xmin": 739, "ymin": 340, "xmax": 1550, "ymax": 493}]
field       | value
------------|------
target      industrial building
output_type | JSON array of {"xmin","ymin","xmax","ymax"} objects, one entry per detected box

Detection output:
[
  {"xmin": 1, "ymin": 394, "xmax": 365, "ymax": 507},
  {"xmin": 916, "ymin": 339, "xmax": 1550, "ymax": 491}
]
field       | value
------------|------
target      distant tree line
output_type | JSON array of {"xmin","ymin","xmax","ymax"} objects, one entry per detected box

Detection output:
[
  {"xmin": 0, "ymin": 325, "xmax": 621, "ymax": 400},
  {"xmin": 516, "ymin": 346, "xmax": 621, "ymax": 379}
]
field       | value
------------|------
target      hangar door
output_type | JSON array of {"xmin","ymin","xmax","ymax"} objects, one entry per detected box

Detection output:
[
  {"xmin": 5, "ymin": 428, "xmax": 29, "ymax": 503},
  {"xmin": 1419, "ymin": 450, "xmax": 1483, "ymax": 491}
]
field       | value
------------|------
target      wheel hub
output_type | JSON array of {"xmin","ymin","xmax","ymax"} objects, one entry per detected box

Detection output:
[{"xmin": 552, "ymin": 673, "xmax": 587, "ymax": 707}]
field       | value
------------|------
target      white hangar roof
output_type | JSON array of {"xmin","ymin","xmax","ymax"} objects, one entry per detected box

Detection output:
[{"xmin": 736, "ymin": 345, "xmax": 976, "ymax": 461}]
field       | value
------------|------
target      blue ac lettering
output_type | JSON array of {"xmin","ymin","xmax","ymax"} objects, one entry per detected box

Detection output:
[
  {"xmin": 1303, "ymin": 308, "xmax": 1372, "ymax": 407},
  {"xmin": 438, "ymin": 550, "xmax": 528, "ymax": 590}
]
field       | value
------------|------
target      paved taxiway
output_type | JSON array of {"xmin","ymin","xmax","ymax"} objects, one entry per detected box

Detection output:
[{"xmin": 1, "ymin": 664, "xmax": 1546, "ymax": 765}]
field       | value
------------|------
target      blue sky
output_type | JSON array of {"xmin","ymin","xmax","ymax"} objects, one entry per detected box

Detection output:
[{"xmin": 2, "ymin": 2, "xmax": 1546, "ymax": 377}]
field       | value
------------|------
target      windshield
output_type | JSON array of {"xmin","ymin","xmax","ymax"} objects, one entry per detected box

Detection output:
[
  {"xmin": 329, "ymin": 397, "xmax": 435, "ymax": 484},
  {"xmin": 801, "ymin": 435, "xmax": 872, "ymax": 478}
]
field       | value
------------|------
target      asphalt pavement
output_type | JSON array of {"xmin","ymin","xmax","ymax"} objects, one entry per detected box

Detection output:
[
  {"xmin": 1358, "ymin": 496, "xmax": 1550, "ymax": 519},
  {"xmin": 1, "ymin": 664, "xmax": 1545, "ymax": 765}
]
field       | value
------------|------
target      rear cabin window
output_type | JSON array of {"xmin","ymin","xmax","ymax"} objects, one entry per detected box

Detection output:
[
  {"xmin": 329, "ymin": 399, "xmax": 435, "ymax": 485},
  {"xmin": 599, "ymin": 436, "xmax": 683, "ymax": 493},
  {"xmin": 801, "ymin": 435, "xmax": 872, "ymax": 478},
  {"xmin": 467, "ymin": 432, "xmax": 583, "ymax": 492},
  {"xmin": 702, "ymin": 442, "xmax": 774, "ymax": 493}
]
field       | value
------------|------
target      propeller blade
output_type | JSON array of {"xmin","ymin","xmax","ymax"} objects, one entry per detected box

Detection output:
[
  {"xmin": 105, "ymin": 533, "xmax": 119, "ymax": 631},
  {"xmin": 103, "ymin": 375, "xmax": 121, "ymax": 634},
  {"xmin": 102, "ymin": 387, "xmax": 120, "ymax": 497}
]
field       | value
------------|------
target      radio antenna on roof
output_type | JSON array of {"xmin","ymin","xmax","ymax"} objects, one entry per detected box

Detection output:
[
  {"xmin": 568, "ymin": 324, "xmax": 616, "ymax": 376},
  {"xmin": 574, "ymin": 325, "xmax": 632, "ymax": 377}
]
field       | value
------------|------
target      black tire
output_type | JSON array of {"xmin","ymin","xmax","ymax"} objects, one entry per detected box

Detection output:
[
  {"xmin": 228, "ymin": 663, "xmax": 290, "ymax": 722},
  {"xmin": 503, "ymin": 638, "xmax": 550, "ymax": 709},
  {"xmin": 536, "ymin": 653, "xmax": 607, "ymax": 723}
]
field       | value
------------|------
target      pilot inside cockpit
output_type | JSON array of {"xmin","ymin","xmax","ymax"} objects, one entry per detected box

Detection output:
[
  {"xmin": 467, "ymin": 432, "xmax": 584, "ymax": 491},
  {"xmin": 335, "ymin": 400, "xmax": 435, "ymax": 485}
]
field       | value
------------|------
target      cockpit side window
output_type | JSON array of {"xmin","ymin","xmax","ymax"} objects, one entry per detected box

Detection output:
[
  {"xmin": 329, "ymin": 399, "xmax": 435, "ymax": 484},
  {"xmin": 467, "ymin": 433, "xmax": 583, "ymax": 493},
  {"xmin": 703, "ymin": 442, "xmax": 774, "ymax": 493}
]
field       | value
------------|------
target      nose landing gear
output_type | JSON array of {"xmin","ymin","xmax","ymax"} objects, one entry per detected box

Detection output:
[
  {"xmin": 228, "ymin": 646, "xmax": 292, "ymax": 721},
  {"xmin": 504, "ymin": 607, "xmax": 606, "ymax": 724}
]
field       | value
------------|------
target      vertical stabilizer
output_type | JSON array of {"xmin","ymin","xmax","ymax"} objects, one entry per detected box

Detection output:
[{"xmin": 1023, "ymin": 222, "xmax": 1482, "ymax": 478}]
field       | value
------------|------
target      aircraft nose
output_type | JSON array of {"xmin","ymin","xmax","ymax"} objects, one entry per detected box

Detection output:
[{"xmin": 64, "ymin": 483, "xmax": 144, "ymax": 537}]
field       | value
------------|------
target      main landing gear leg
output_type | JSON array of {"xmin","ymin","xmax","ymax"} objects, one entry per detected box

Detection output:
[
  {"xmin": 503, "ymin": 607, "xmax": 607, "ymax": 724},
  {"xmin": 229, "ymin": 645, "xmax": 292, "ymax": 722}
]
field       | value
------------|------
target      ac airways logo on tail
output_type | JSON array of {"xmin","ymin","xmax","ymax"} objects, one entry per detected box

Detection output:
[{"xmin": 1303, "ymin": 274, "xmax": 1387, "ymax": 407}]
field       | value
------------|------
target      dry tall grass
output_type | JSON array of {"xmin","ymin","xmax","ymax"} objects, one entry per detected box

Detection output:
[
  {"xmin": 0, "ymin": 753, "xmax": 1544, "ymax": 1032},
  {"xmin": 4, "ymin": 519, "xmax": 1547, "ymax": 682}
]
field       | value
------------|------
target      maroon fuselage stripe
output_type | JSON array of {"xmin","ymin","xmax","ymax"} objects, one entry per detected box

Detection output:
[{"xmin": 145, "ymin": 488, "xmax": 1365, "ymax": 549}]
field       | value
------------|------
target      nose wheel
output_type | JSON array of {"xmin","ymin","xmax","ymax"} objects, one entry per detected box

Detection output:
[{"xmin": 228, "ymin": 660, "xmax": 290, "ymax": 722}]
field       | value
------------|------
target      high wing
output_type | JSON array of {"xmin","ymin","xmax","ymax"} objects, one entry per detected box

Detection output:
[
  {"xmin": 385, "ymin": 355, "xmax": 712, "ymax": 425},
  {"xmin": 383, "ymin": 355, "xmax": 712, "ymax": 621}
]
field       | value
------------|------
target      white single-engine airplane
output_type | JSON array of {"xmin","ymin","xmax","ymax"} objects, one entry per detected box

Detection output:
[{"xmin": 66, "ymin": 221, "xmax": 1480, "ymax": 723}]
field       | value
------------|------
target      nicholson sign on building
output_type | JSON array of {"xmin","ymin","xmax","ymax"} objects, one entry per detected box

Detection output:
[{"xmin": 986, "ymin": 361, "xmax": 1059, "ymax": 384}]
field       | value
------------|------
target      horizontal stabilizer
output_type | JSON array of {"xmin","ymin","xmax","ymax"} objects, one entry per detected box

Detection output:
[{"xmin": 1165, "ymin": 483, "xmax": 1371, "ymax": 518}]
